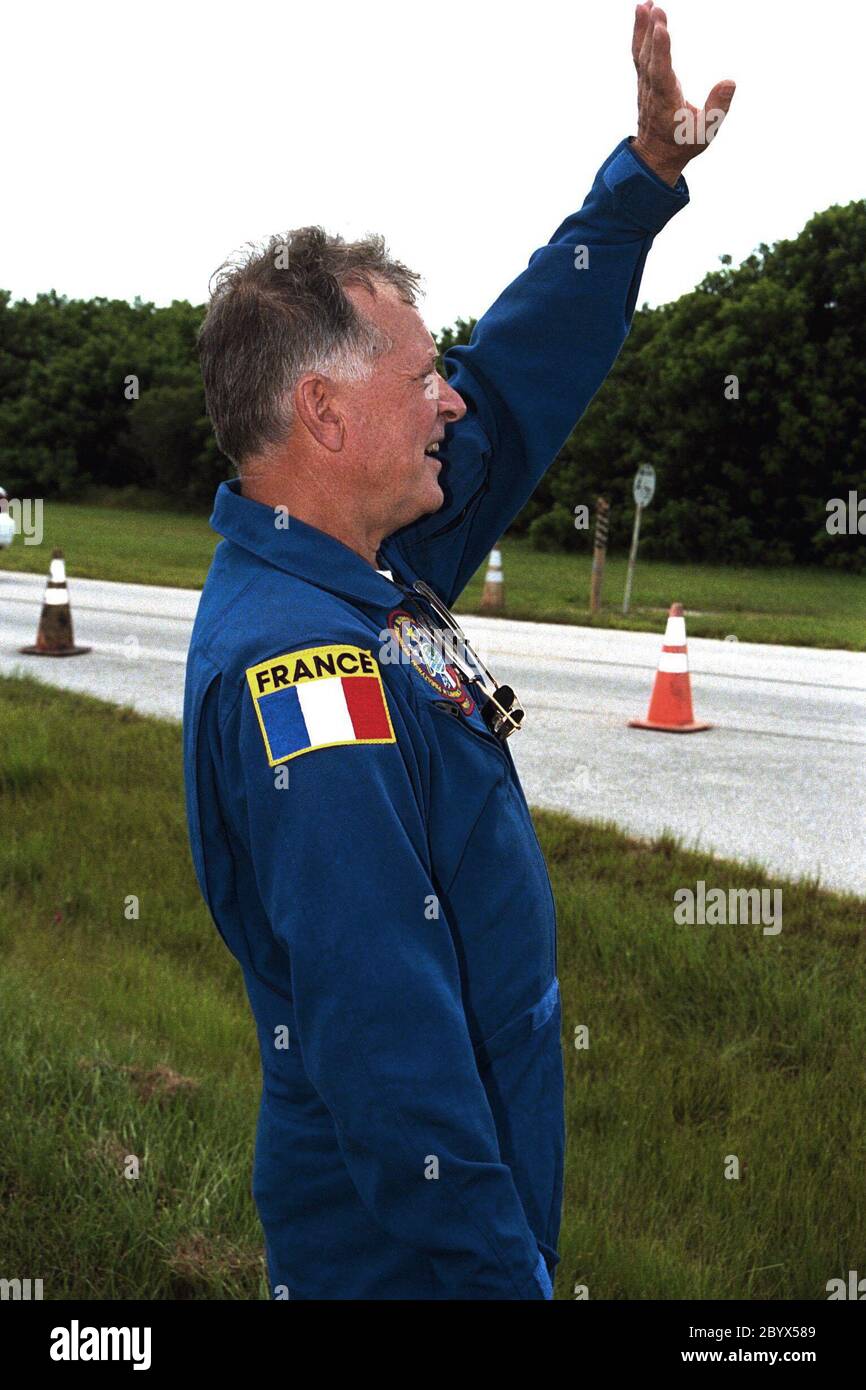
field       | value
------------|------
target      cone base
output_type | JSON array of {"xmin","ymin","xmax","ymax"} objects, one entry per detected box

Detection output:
[
  {"xmin": 628, "ymin": 718, "xmax": 712, "ymax": 733},
  {"xmin": 479, "ymin": 595, "xmax": 504, "ymax": 614},
  {"xmin": 19, "ymin": 645, "xmax": 91, "ymax": 657}
]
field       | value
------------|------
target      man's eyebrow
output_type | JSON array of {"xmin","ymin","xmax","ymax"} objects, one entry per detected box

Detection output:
[{"xmin": 417, "ymin": 350, "xmax": 438, "ymax": 372}]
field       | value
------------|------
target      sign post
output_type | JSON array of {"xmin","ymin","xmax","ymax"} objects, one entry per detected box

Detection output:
[{"xmin": 622, "ymin": 465, "xmax": 655, "ymax": 616}]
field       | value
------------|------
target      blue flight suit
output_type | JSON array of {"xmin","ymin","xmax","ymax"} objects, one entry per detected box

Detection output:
[{"xmin": 183, "ymin": 138, "xmax": 688, "ymax": 1300}]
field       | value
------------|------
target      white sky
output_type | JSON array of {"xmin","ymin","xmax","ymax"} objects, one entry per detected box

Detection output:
[{"xmin": 2, "ymin": 0, "xmax": 863, "ymax": 335}]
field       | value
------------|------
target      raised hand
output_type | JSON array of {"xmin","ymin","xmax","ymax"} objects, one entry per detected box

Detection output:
[{"xmin": 630, "ymin": 2, "xmax": 736, "ymax": 186}]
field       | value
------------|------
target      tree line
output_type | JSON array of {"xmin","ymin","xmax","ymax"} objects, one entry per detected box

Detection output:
[{"xmin": 1, "ymin": 198, "xmax": 864, "ymax": 569}]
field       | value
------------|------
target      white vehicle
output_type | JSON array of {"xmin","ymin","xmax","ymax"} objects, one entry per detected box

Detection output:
[{"xmin": 0, "ymin": 486, "xmax": 16, "ymax": 548}]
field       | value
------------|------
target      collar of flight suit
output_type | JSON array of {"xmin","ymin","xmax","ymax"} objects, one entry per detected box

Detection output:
[{"xmin": 210, "ymin": 477, "xmax": 418, "ymax": 610}]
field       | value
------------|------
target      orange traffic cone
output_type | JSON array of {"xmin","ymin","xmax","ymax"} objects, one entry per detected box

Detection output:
[
  {"xmin": 628, "ymin": 603, "xmax": 710, "ymax": 733},
  {"xmin": 20, "ymin": 549, "xmax": 90, "ymax": 657},
  {"xmin": 480, "ymin": 548, "xmax": 504, "ymax": 614}
]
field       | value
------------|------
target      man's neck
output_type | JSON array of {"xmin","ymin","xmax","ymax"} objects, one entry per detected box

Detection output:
[{"xmin": 240, "ymin": 472, "xmax": 383, "ymax": 570}]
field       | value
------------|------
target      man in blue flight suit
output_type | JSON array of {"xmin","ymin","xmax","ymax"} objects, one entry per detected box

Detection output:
[{"xmin": 184, "ymin": 3, "xmax": 734, "ymax": 1299}]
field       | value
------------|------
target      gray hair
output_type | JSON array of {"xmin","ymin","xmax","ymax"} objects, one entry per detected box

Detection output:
[{"xmin": 198, "ymin": 227, "xmax": 423, "ymax": 468}]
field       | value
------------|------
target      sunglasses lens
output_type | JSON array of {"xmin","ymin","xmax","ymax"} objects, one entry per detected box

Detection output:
[{"xmin": 481, "ymin": 685, "xmax": 524, "ymax": 740}]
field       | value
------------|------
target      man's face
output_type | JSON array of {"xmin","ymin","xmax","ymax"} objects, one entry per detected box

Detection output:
[{"xmin": 337, "ymin": 280, "xmax": 467, "ymax": 535}]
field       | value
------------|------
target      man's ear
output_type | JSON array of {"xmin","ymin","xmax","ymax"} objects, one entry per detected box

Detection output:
[{"xmin": 293, "ymin": 374, "xmax": 345, "ymax": 453}]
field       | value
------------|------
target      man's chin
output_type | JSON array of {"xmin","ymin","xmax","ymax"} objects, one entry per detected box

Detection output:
[
  {"xmin": 399, "ymin": 480, "xmax": 445, "ymax": 530},
  {"xmin": 423, "ymin": 476, "xmax": 445, "ymax": 513}
]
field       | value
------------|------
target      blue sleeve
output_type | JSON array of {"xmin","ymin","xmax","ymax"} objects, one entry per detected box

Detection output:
[
  {"xmin": 388, "ymin": 137, "xmax": 689, "ymax": 605},
  {"xmin": 227, "ymin": 667, "xmax": 553, "ymax": 1300}
]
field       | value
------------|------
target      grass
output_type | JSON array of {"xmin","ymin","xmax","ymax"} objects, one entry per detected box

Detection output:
[
  {"xmin": 550, "ymin": 817, "xmax": 866, "ymax": 1301},
  {"xmin": 0, "ymin": 677, "xmax": 264, "ymax": 1299},
  {"xmin": 0, "ymin": 501, "xmax": 219, "ymax": 590},
  {"xmin": 1, "ymin": 674, "xmax": 864, "ymax": 1300},
  {"xmin": 454, "ymin": 541, "xmax": 866, "ymax": 650},
  {"xmin": 2, "ymin": 502, "xmax": 863, "ymax": 647}
]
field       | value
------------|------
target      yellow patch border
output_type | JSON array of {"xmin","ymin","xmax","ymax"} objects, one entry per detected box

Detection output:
[{"xmin": 245, "ymin": 643, "xmax": 396, "ymax": 767}]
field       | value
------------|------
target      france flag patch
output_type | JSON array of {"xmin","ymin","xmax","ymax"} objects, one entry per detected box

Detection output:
[{"xmin": 245, "ymin": 644, "xmax": 396, "ymax": 766}]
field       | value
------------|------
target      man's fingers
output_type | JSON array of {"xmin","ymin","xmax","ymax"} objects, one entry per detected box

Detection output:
[
  {"xmin": 649, "ymin": 15, "xmax": 673, "ymax": 79},
  {"xmin": 632, "ymin": 2, "xmax": 653, "ymax": 67},
  {"xmin": 638, "ymin": 6, "xmax": 656, "ymax": 73},
  {"xmin": 705, "ymin": 80, "xmax": 737, "ymax": 118},
  {"xmin": 648, "ymin": 15, "xmax": 682, "ymax": 104}
]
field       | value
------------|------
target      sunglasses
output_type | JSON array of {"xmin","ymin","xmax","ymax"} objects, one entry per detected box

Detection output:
[{"xmin": 411, "ymin": 579, "xmax": 525, "ymax": 741}]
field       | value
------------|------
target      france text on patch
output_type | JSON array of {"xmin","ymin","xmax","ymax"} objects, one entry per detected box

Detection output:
[{"xmin": 246, "ymin": 645, "xmax": 396, "ymax": 766}]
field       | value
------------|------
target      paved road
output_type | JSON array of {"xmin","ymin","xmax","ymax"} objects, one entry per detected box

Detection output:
[{"xmin": 2, "ymin": 569, "xmax": 864, "ymax": 895}]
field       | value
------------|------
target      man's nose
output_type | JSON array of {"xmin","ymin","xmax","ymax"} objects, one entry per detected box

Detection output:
[{"xmin": 438, "ymin": 376, "xmax": 467, "ymax": 423}]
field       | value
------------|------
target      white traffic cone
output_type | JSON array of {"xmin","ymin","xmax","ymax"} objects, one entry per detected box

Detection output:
[{"xmin": 20, "ymin": 549, "xmax": 91, "ymax": 657}]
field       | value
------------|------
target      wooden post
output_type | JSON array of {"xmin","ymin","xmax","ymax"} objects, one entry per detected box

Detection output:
[{"xmin": 590, "ymin": 498, "xmax": 609, "ymax": 615}]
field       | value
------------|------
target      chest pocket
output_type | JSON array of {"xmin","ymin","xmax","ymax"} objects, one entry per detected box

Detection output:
[
  {"xmin": 420, "ymin": 686, "xmax": 515, "ymax": 885},
  {"xmin": 427, "ymin": 691, "xmax": 511, "ymax": 771}
]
